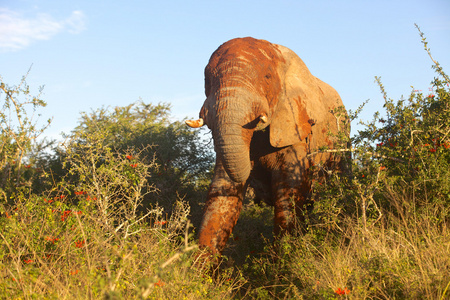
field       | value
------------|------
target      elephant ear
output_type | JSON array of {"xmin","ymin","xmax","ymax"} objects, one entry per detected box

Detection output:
[
  {"xmin": 270, "ymin": 93, "xmax": 312, "ymax": 148},
  {"xmin": 269, "ymin": 47, "xmax": 319, "ymax": 148}
]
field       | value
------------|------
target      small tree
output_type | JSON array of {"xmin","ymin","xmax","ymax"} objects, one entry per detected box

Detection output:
[
  {"xmin": 353, "ymin": 26, "xmax": 450, "ymax": 214},
  {"xmin": 52, "ymin": 101, "xmax": 214, "ymax": 220},
  {"xmin": 0, "ymin": 70, "xmax": 52, "ymax": 203}
]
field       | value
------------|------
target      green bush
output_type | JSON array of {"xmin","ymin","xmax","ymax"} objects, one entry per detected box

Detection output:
[
  {"xmin": 0, "ymin": 146, "xmax": 235, "ymax": 298},
  {"xmin": 45, "ymin": 101, "xmax": 214, "ymax": 228}
]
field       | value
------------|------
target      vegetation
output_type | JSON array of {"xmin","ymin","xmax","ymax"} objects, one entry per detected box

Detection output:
[{"xmin": 1, "ymin": 28, "xmax": 449, "ymax": 299}]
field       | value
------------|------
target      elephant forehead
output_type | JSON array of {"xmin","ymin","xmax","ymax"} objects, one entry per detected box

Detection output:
[
  {"xmin": 205, "ymin": 37, "xmax": 285, "ymax": 104},
  {"xmin": 208, "ymin": 37, "xmax": 284, "ymax": 66}
]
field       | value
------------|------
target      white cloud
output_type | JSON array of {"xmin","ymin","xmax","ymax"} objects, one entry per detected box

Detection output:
[
  {"xmin": 0, "ymin": 9, "xmax": 86, "ymax": 52},
  {"xmin": 65, "ymin": 10, "xmax": 86, "ymax": 34}
]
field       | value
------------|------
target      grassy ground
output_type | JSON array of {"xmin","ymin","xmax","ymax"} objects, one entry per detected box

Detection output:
[{"xmin": 1, "ymin": 185, "xmax": 448, "ymax": 299}]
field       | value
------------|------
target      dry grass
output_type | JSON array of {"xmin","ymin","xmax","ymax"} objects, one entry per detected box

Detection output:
[
  {"xmin": 236, "ymin": 184, "xmax": 450, "ymax": 299},
  {"xmin": 0, "ymin": 196, "xmax": 241, "ymax": 299}
]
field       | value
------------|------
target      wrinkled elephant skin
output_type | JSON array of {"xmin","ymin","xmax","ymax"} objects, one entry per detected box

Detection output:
[{"xmin": 186, "ymin": 37, "xmax": 348, "ymax": 257}]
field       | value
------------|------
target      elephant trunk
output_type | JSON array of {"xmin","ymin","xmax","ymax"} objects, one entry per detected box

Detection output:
[
  {"xmin": 215, "ymin": 126, "xmax": 251, "ymax": 183},
  {"xmin": 213, "ymin": 96, "xmax": 255, "ymax": 184}
]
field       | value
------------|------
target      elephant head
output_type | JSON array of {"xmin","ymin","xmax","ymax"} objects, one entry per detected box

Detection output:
[{"xmin": 186, "ymin": 37, "xmax": 343, "ymax": 184}]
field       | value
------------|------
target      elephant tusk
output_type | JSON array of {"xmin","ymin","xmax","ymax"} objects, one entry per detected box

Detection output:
[
  {"xmin": 260, "ymin": 114, "xmax": 268, "ymax": 123},
  {"xmin": 185, "ymin": 118, "xmax": 204, "ymax": 128}
]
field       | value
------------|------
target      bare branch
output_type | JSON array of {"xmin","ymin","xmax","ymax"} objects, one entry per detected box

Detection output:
[{"xmin": 307, "ymin": 147, "xmax": 406, "ymax": 163}]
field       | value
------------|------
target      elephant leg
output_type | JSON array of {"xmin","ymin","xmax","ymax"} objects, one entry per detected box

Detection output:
[
  {"xmin": 273, "ymin": 184, "xmax": 310, "ymax": 236},
  {"xmin": 198, "ymin": 159, "xmax": 245, "ymax": 255},
  {"xmin": 272, "ymin": 148, "xmax": 312, "ymax": 236}
]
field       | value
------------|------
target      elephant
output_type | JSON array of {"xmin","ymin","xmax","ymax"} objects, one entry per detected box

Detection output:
[{"xmin": 186, "ymin": 37, "xmax": 348, "ymax": 257}]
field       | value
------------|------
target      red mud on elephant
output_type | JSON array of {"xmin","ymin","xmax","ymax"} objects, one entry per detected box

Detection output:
[{"xmin": 186, "ymin": 37, "xmax": 348, "ymax": 266}]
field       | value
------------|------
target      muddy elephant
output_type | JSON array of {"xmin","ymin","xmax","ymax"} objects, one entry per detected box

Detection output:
[{"xmin": 186, "ymin": 37, "xmax": 347, "ymax": 256}]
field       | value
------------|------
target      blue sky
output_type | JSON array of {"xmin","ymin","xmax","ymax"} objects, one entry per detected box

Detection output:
[{"xmin": 1, "ymin": 0, "xmax": 449, "ymax": 140}]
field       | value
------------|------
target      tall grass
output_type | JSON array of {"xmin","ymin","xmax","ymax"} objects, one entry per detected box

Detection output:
[
  {"xmin": 237, "ymin": 184, "xmax": 449, "ymax": 299},
  {"xmin": 0, "ymin": 133, "xmax": 238, "ymax": 299}
]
